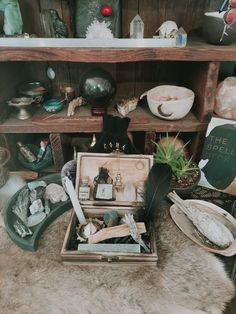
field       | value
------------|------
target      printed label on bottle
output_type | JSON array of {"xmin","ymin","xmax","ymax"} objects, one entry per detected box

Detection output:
[
  {"xmin": 79, "ymin": 186, "xmax": 90, "ymax": 200},
  {"xmin": 95, "ymin": 184, "xmax": 113, "ymax": 200}
]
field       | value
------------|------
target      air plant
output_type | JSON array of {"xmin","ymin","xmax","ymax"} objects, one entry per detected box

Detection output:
[{"xmin": 153, "ymin": 133, "xmax": 199, "ymax": 180}]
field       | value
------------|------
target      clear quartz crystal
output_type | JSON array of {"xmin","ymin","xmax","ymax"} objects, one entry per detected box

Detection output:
[{"xmin": 130, "ymin": 14, "xmax": 144, "ymax": 39}]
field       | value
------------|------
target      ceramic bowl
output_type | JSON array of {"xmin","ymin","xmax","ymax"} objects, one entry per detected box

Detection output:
[
  {"xmin": 203, "ymin": 11, "xmax": 236, "ymax": 45},
  {"xmin": 43, "ymin": 99, "xmax": 63, "ymax": 113},
  {"xmin": 144, "ymin": 85, "xmax": 195, "ymax": 120},
  {"xmin": 18, "ymin": 82, "xmax": 47, "ymax": 103}
]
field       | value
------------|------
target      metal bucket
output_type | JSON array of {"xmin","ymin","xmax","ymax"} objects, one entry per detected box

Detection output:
[{"xmin": 0, "ymin": 147, "xmax": 10, "ymax": 188}]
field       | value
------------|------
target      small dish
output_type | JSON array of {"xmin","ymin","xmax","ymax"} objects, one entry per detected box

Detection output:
[
  {"xmin": 18, "ymin": 144, "xmax": 53, "ymax": 171},
  {"xmin": 43, "ymin": 99, "xmax": 64, "ymax": 113},
  {"xmin": 8, "ymin": 97, "xmax": 34, "ymax": 120},
  {"xmin": 170, "ymin": 199, "xmax": 236, "ymax": 256}
]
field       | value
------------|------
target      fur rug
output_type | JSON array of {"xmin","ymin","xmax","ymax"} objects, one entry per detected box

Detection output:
[{"xmin": 0, "ymin": 177, "xmax": 235, "ymax": 314}]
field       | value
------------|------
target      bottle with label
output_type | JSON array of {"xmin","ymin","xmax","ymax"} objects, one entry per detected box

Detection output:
[
  {"xmin": 93, "ymin": 167, "xmax": 115, "ymax": 201},
  {"xmin": 78, "ymin": 176, "xmax": 90, "ymax": 201},
  {"xmin": 17, "ymin": 141, "xmax": 37, "ymax": 162}
]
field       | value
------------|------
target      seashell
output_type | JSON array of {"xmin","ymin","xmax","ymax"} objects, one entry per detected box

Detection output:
[
  {"xmin": 44, "ymin": 183, "xmax": 68, "ymax": 204},
  {"xmin": 27, "ymin": 212, "xmax": 46, "ymax": 227},
  {"xmin": 117, "ymin": 97, "xmax": 138, "ymax": 116},
  {"xmin": 157, "ymin": 21, "xmax": 178, "ymax": 38}
]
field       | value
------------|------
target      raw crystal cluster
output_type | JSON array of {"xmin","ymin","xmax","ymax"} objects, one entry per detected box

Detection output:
[{"xmin": 12, "ymin": 181, "xmax": 68, "ymax": 238}]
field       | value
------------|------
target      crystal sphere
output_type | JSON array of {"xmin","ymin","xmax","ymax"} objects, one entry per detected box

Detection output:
[{"xmin": 79, "ymin": 68, "xmax": 116, "ymax": 107}]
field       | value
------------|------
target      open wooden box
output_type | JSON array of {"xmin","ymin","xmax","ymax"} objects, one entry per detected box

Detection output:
[{"xmin": 61, "ymin": 153, "xmax": 158, "ymax": 265}]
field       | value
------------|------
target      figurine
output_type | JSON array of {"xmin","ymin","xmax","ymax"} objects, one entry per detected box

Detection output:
[
  {"xmin": 0, "ymin": 0, "xmax": 23, "ymax": 35},
  {"xmin": 48, "ymin": 9, "xmax": 68, "ymax": 38},
  {"xmin": 156, "ymin": 20, "xmax": 178, "ymax": 38}
]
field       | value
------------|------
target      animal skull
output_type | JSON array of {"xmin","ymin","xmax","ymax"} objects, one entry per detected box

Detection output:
[{"xmin": 157, "ymin": 21, "xmax": 178, "ymax": 38}]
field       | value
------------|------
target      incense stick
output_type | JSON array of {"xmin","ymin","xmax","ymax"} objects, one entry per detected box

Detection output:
[{"xmin": 219, "ymin": 0, "xmax": 229, "ymax": 13}]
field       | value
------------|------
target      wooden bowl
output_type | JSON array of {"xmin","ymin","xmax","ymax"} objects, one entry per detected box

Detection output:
[{"xmin": 170, "ymin": 199, "xmax": 236, "ymax": 256}]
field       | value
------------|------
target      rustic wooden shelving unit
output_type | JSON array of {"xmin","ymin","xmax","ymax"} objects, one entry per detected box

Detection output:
[{"xmin": 0, "ymin": 0, "xmax": 235, "ymax": 171}]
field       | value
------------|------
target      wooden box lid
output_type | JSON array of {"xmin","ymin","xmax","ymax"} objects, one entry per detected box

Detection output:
[{"xmin": 75, "ymin": 152, "xmax": 153, "ymax": 208}]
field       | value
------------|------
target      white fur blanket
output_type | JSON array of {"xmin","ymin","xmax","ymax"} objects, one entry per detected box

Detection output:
[{"xmin": 0, "ymin": 176, "xmax": 234, "ymax": 314}]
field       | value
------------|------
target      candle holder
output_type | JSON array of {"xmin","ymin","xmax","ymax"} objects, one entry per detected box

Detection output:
[{"xmin": 8, "ymin": 97, "xmax": 34, "ymax": 120}]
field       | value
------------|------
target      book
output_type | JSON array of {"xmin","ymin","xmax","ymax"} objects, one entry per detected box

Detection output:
[{"xmin": 198, "ymin": 117, "xmax": 236, "ymax": 196}]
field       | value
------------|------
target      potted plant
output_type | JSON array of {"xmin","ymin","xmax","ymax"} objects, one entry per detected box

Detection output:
[{"xmin": 153, "ymin": 133, "xmax": 200, "ymax": 196}]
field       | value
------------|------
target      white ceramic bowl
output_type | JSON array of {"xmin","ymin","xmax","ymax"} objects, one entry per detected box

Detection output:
[{"xmin": 145, "ymin": 85, "xmax": 195, "ymax": 120}]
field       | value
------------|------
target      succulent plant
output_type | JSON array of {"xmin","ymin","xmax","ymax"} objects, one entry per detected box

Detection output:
[{"xmin": 153, "ymin": 133, "xmax": 198, "ymax": 180}]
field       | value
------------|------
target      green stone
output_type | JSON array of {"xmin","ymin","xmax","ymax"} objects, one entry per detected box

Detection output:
[{"xmin": 0, "ymin": 0, "xmax": 23, "ymax": 35}]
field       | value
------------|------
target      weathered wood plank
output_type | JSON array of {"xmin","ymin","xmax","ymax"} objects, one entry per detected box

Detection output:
[
  {"xmin": 0, "ymin": 105, "xmax": 208, "ymax": 134},
  {"xmin": 0, "ymin": 40, "xmax": 236, "ymax": 62},
  {"xmin": 191, "ymin": 61, "xmax": 220, "ymax": 122}
]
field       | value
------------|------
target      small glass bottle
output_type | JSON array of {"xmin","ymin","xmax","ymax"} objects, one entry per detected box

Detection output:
[
  {"xmin": 93, "ymin": 167, "xmax": 115, "ymax": 201},
  {"xmin": 17, "ymin": 141, "xmax": 37, "ymax": 162},
  {"xmin": 78, "ymin": 176, "xmax": 90, "ymax": 201}
]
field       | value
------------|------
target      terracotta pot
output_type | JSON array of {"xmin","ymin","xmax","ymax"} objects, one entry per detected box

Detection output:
[{"xmin": 173, "ymin": 169, "xmax": 201, "ymax": 198}]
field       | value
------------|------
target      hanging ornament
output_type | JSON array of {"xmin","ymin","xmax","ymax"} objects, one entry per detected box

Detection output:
[{"xmin": 101, "ymin": 4, "xmax": 112, "ymax": 17}]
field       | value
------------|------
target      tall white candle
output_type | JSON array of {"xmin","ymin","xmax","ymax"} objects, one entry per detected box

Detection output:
[{"xmin": 64, "ymin": 176, "xmax": 86, "ymax": 224}]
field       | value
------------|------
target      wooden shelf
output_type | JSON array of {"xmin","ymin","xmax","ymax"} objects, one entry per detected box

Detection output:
[
  {"xmin": 0, "ymin": 105, "xmax": 208, "ymax": 134},
  {"xmin": 0, "ymin": 38, "xmax": 236, "ymax": 62}
]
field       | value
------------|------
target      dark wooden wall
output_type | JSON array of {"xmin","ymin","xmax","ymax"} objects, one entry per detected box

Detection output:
[{"xmin": 0, "ymin": 0, "xmax": 223, "ymax": 38}]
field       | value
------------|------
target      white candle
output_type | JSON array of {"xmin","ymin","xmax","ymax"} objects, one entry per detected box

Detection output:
[{"xmin": 64, "ymin": 176, "xmax": 86, "ymax": 224}]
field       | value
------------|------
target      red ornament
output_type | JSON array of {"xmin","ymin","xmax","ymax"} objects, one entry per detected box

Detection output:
[
  {"xmin": 224, "ymin": 8, "xmax": 236, "ymax": 24},
  {"xmin": 101, "ymin": 4, "xmax": 112, "ymax": 17},
  {"xmin": 229, "ymin": 0, "xmax": 236, "ymax": 7}
]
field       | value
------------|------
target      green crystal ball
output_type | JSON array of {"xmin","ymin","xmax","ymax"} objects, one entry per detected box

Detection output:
[{"xmin": 79, "ymin": 68, "xmax": 116, "ymax": 107}]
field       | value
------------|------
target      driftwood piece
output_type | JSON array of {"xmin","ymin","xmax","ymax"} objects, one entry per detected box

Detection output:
[
  {"xmin": 9, "ymin": 171, "xmax": 38, "ymax": 180},
  {"xmin": 88, "ymin": 223, "xmax": 146, "ymax": 244}
]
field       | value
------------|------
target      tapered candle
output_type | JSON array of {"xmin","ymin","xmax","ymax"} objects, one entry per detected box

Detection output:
[{"xmin": 64, "ymin": 176, "xmax": 86, "ymax": 224}]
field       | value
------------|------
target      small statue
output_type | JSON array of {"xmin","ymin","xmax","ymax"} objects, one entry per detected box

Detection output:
[
  {"xmin": 155, "ymin": 20, "xmax": 178, "ymax": 38},
  {"xmin": 48, "ymin": 9, "xmax": 68, "ymax": 38},
  {"xmin": 0, "ymin": 0, "xmax": 23, "ymax": 35}
]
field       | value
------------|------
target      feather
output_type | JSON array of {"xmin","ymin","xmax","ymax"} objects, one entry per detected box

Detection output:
[{"xmin": 143, "ymin": 163, "xmax": 172, "ymax": 224}]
